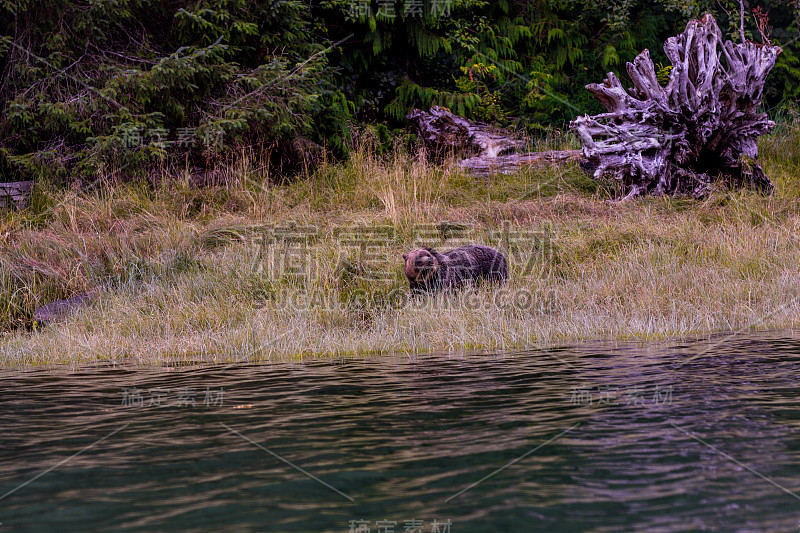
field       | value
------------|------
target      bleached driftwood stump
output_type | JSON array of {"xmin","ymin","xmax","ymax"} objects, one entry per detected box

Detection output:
[{"xmin": 570, "ymin": 14, "xmax": 781, "ymax": 199}]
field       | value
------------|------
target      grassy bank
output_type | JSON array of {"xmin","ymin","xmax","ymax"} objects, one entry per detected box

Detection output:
[{"xmin": 3, "ymin": 124, "xmax": 800, "ymax": 367}]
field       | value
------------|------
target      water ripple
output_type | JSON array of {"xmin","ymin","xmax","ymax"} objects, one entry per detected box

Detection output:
[{"xmin": 1, "ymin": 332, "xmax": 799, "ymax": 532}]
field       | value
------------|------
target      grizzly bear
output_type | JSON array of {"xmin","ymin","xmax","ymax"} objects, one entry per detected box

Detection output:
[{"xmin": 402, "ymin": 244, "xmax": 508, "ymax": 294}]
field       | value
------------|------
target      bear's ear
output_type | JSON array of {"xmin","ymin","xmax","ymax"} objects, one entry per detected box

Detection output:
[{"xmin": 402, "ymin": 253, "xmax": 408, "ymax": 260}]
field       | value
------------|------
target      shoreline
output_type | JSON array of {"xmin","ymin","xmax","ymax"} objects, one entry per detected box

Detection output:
[
  {"xmin": 2, "ymin": 324, "xmax": 799, "ymax": 371},
  {"xmin": 3, "ymin": 130, "xmax": 800, "ymax": 368}
]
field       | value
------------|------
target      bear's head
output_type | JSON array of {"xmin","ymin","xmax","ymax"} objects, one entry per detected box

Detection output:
[{"xmin": 402, "ymin": 248, "xmax": 440, "ymax": 283}]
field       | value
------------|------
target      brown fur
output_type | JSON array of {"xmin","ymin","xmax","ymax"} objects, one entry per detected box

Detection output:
[
  {"xmin": 402, "ymin": 245, "xmax": 508, "ymax": 294},
  {"xmin": 402, "ymin": 248, "xmax": 440, "ymax": 284}
]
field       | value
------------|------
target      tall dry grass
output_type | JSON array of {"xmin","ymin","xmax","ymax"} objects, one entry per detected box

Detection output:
[{"xmin": 2, "ymin": 119, "xmax": 800, "ymax": 366}]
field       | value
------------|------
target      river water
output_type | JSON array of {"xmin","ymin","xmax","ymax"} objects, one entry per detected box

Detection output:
[{"xmin": 2, "ymin": 332, "xmax": 799, "ymax": 532}]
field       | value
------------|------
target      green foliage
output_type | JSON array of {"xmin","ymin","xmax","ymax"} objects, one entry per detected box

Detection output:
[
  {"xmin": 0, "ymin": 0, "xmax": 342, "ymax": 183},
  {"xmin": 656, "ymin": 63, "xmax": 673, "ymax": 86},
  {"xmin": 454, "ymin": 63, "xmax": 506, "ymax": 122},
  {"xmin": 0, "ymin": 0, "xmax": 799, "ymax": 185}
]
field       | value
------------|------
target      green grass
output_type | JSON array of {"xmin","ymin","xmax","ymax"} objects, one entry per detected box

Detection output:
[{"xmin": 3, "ymin": 125, "xmax": 800, "ymax": 367}]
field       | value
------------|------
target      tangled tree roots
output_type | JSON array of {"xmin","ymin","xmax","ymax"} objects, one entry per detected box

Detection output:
[{"xmin": 570, "ymin": 14, "xmax": 781, "ymax": 199}]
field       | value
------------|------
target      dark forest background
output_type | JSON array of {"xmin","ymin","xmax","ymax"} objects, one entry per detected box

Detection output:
[{"xmin": 1, "ymin": 0, "xmax": 798, "ymax": 184}]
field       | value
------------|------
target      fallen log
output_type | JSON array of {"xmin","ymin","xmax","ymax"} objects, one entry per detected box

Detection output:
[
  {"xmin": 570, "ymin": 14, "xmax": 781, "ymax": 199},
  {"xmin": 0, "ymin": 180, "xmax": 33, "ymax": 210},
  {"xmin": 460, "ymin": 150, "xmax": 582, "ymax": 175},
  {"xmin": 407, "ymin": 106, "xmax": 583, "ymax": 176},
  {"xmin": 34, "ymin": 291, "xmax": 97, "ymax": 327}
]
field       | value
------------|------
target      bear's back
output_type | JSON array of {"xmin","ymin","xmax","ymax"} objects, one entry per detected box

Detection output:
[{"xmin": 440, "ymin": 245, "xmax": 507, "ymax": 286}]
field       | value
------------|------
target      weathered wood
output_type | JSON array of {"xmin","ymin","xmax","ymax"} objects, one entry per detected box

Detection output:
[
  {"xmin": 408, "ymin": 106, "xmax": 524, "ymax": 159},
  {"xmin": 0, "ymin": 180, "xmax": 33, "ymax": 192},
  {"xmin": 407, "ymin": 106, "xmax": 584, "ymax": 176},
  {"xmin": 0, "ymin": 180, "xmax": 33, "ymax": 209},
  {"xmin": 460, "ymin": 150, "xmax": 582, "ymax": 175},
  {"xmin": 570, "ymin": 14, "xmax": 781, "ymax": 199}
]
